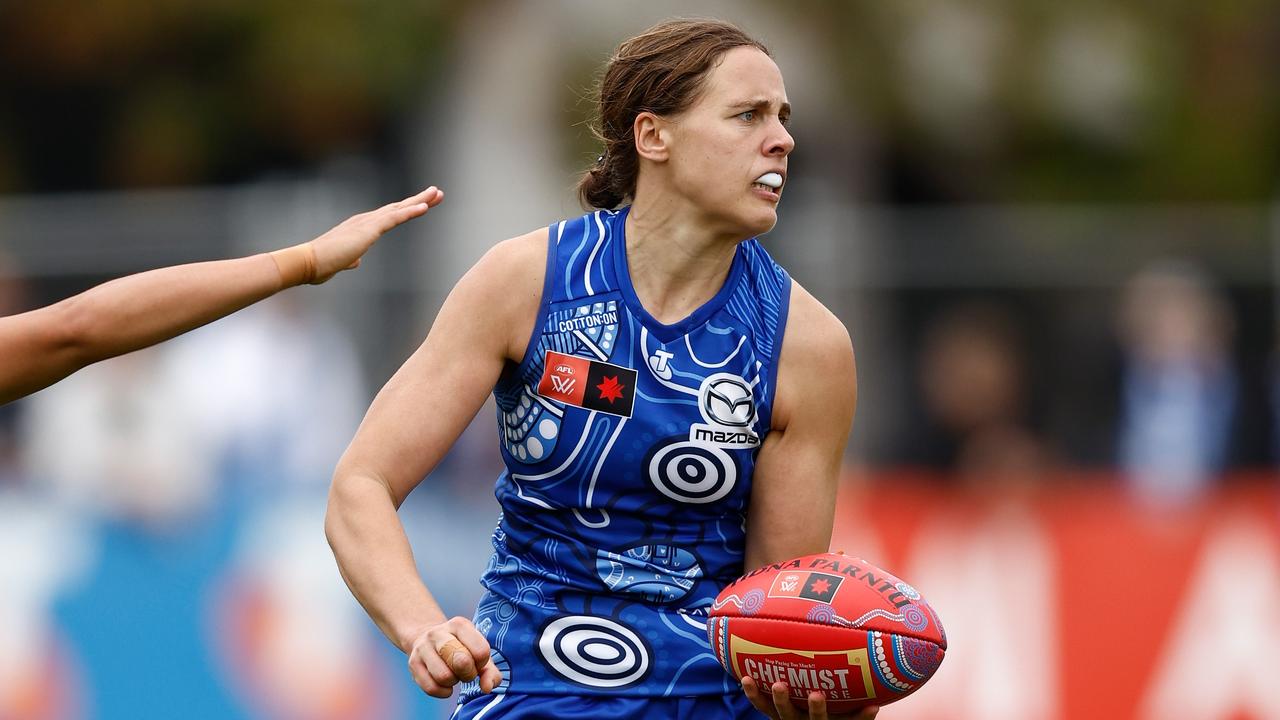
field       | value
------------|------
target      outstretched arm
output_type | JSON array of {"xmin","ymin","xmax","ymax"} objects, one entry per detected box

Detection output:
[{"xmin": 0, "ymin": 186, "xmax": 442, "ymax": 405}]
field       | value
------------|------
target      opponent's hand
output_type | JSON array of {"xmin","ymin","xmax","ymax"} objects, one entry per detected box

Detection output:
[
  {"xmin": 742, "ymin": 676, "xmax": 880, "ymax": 720},
  {"xmin": 406, "ymin": 615, "xmax": 502, "ymax": 699},
  {"xmin": 310, "ymin": 186, "xmax": 445, "ymax": 283}
]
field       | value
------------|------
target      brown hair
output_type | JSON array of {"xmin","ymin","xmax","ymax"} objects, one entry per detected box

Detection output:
[{"xmin": 577, "ymin": 18, "xmax": 770, "ymax": 210}]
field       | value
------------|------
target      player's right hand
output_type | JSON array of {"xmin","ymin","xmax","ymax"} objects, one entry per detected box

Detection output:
[
  {"xmin": 741, "ymin": 675, "xmax": 880, "ymax": 720},
  {"xmin": 406, "ymin": 616, "xmax": 502, "ymax": 698}
]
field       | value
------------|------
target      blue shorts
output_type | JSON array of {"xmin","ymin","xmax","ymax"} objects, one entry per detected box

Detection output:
[{"xmin": 451, "ymin": 692, "xmax": 758, "ymax": 719}]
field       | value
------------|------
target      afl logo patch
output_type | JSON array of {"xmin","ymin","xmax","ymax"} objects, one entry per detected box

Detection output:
[
  {"xmin": 699, "ymin": 374, "xmax": 755, "ymax": 427},
  {"xmin": 538, "ymin": 350, "xmax": 636, "ymax": 418}
]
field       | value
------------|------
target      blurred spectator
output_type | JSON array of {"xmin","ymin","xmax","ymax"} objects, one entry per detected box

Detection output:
[
  {"xmin": 164, "ymin": 293, "xmax": 368, "ymax": 492},
  {"xmin": 0, "ymin": 493, "xmax": 93, "ymax": 720},
  {"xmin": 913, "ymin": 301, "xmax": 1051, "ymax": 485},
  {"xmin": 1115, "ymin": 260, "xmax": 1237, "ymax": 508},
  {"xmin": 18, "ymin": 287, "xmax": 366, "ymax": 528},
  {"xmin": 21, "ymin": 345, "xmax": 219, "ymax": 530}
]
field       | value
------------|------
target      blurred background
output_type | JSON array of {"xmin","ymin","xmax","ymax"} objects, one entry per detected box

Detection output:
[{"xmin": 1, "ymin": 0, "xmax": 1278, "ymax": 718}]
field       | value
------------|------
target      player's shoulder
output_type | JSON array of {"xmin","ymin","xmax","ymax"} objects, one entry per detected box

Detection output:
[
  {"xmin": 476, "ymin": 226, "xmax": 550, "ymax": 274},
  {"xmin": 772, "ymin": 281, "xmax": 857, "ymax": 430},
  {"xmin": 453, "ymin": 226, "xmax": 551, "ymax": 361},
  {"xmin": 458, "ymin": 226, "xmax": 549, "ymax": 297},
  {"xmin": 784, "ymin": 280, "xmax": 853, "ymax": 362}
]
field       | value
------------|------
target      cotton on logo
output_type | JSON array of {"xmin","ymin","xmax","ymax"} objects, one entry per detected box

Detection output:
[{"xmin": 550, "ymin": 375, "xmax": 576, "ymax": 394}]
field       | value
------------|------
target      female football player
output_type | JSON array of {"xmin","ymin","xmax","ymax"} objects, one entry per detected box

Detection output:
[{"xmin": 326, "ymin": 19, "xmax": 867, "ymax": 720}]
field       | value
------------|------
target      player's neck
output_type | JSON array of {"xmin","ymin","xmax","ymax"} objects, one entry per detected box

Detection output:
[{"xmin": 624, "ymin": 198, "xmax": 739, "ymax": 325}]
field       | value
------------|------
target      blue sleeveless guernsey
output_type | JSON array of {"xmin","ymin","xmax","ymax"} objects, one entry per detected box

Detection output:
[{"xmin": 460, "ymin": 206, "xmax": 791, "ymax": 702}]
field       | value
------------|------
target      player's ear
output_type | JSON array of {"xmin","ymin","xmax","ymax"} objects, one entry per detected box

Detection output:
[{"xmin": 634, "ymin": 112, "xmax": 670, "ymax": 162}]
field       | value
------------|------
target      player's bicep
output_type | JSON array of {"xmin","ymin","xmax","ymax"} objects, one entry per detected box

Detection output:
[{"xmin": 336, "ymin": 232, "xmax": 545, "ymax": 505}]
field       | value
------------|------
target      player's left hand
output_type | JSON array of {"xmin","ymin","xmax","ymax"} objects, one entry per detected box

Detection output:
[
  {"xmin": 741, "ymin": 676, "xmax": 880, "ymax": 720},
  {"xmin": 309, "ymin": 185, "xmax": 445, "ymax": 283}
]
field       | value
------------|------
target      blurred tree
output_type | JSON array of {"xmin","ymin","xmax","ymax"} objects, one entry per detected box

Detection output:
[
  {"xmin": 0, "ymin": 0, "xmax": 454, "ymax": 192},
  {"xmin": 822, "ymin": 0, "xmax": 1280, "ymax": 202},
  {"xmin": 2, "ymin": 0, "xmax": 1276, "ymax": 202}
]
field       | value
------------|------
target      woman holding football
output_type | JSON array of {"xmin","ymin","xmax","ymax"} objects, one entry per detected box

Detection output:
[{"xmin": 326, "ymin": 18, "xmax": 865, "ymax": 720}]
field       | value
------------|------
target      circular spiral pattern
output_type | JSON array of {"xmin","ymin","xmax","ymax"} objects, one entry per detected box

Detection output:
[
  {"xmin": 900, "ymin": 636, "xmax": 944, "ymax": 678},
  {"xmin": 648, "ymin": 441, "xmax": 737, "ymax": 504},
  {"xmin": 895, "ymin": 581, "xmax": 921, "ymax": 601},
  {"xmin": 538, "ymin": 616, "xmax": 650, "ymax": 688},
  {"xmin": 741, "ymin": 589, "xmax": 766, "ymax": 616},
  {"xmin": 806, "ymin": 604, "xmax": 837, "ymax": 624},
  {"xmin": 901, "ymin": 604, "xmax": 929, "ymax": 632}
]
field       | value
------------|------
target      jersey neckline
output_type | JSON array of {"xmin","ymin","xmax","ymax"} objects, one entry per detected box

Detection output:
[{"xmin": 610, "ymin": 205, "xmax": 749, "ymax": 345}]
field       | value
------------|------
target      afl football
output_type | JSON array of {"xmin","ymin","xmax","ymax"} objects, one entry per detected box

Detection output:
[{"xmin": 707, "ymin": 552, "xmax": 946, "ymax": 712}]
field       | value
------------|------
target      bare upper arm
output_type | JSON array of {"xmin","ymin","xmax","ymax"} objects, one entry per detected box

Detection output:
[
  {"xmin": 745, "ymin": 281, "xmax": 857, "ymax": 569},
  {"xmin": 333, "ymin": 227, "xmax": 549, "ymax": 505}
]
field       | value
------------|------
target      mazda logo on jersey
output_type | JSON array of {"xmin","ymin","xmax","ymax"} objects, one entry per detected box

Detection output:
[
  {"xmin": 699, "ymin": 374, "xmax": 755, "ymax": 427},
  {"xmin": 538, "ymin": 350, "xmax": 636, "ymax": 417}
]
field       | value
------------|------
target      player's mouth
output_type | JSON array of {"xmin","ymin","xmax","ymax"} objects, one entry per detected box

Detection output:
[{"xmin": 752, "ymin": 172, "xmax": 784, "ymax": 200}]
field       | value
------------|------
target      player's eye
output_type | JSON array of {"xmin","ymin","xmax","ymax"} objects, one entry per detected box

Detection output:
[{"xmin": 736, "ymin": 110, "xmax": 755, "ymax": 122}]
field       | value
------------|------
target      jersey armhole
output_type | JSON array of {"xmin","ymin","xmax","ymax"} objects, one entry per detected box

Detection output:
[{"xmin": 760, "ymin": 270, "xmax": 792, "ymax": 433}]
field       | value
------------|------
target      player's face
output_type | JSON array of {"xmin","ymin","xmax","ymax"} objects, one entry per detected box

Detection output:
[{"xmin": 665, "ymin": 46, "xmax": 794, "ymax": 238}]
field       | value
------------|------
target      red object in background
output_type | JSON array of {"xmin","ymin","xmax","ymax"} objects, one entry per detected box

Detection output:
[
  {"xmin": 210, "ymin": 577, "xmax": 399, "ymax": 720},
  {"xmin": 708, "ymin": 552, "xmax": 946, "ymax": 713},
  {"xmin": 0, "ymin": 630, "xmax": 84, "ymax": 720},
  {"xmin": 828, "ymin": 473, "xmax": 1280, "ymax": 720}
]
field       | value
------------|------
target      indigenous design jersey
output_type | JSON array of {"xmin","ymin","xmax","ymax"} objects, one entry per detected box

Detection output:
[{"xmin": 463, "ymin": 206, "xmax": 791, "ymax": 699}]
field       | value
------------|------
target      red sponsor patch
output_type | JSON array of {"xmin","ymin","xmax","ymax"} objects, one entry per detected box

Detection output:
[
  {"xmin": 537, "ymin": 350, "xmax": 636, "ymax": 417},
  {"xmin": 730, "ymin": 635, "xmax": 877, "ymax": 705}
]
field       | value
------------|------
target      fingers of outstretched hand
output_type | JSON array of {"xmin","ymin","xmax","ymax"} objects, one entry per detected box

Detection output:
[
  {"xmin": 399, "ymin": 186, "xmax": 443, "ymax": 209},
  {"xmin": 382, "ymin": 186, "xmax": 442, "ymax": 210},
  {"xmin": 374, "ymin": 187, "xmax": 442, "ymax": 228}
]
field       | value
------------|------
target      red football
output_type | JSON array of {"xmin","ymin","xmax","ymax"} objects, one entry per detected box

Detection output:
[{"xmin": 708, "ymin": 552, "xmax": 946, "ymax": 713}]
